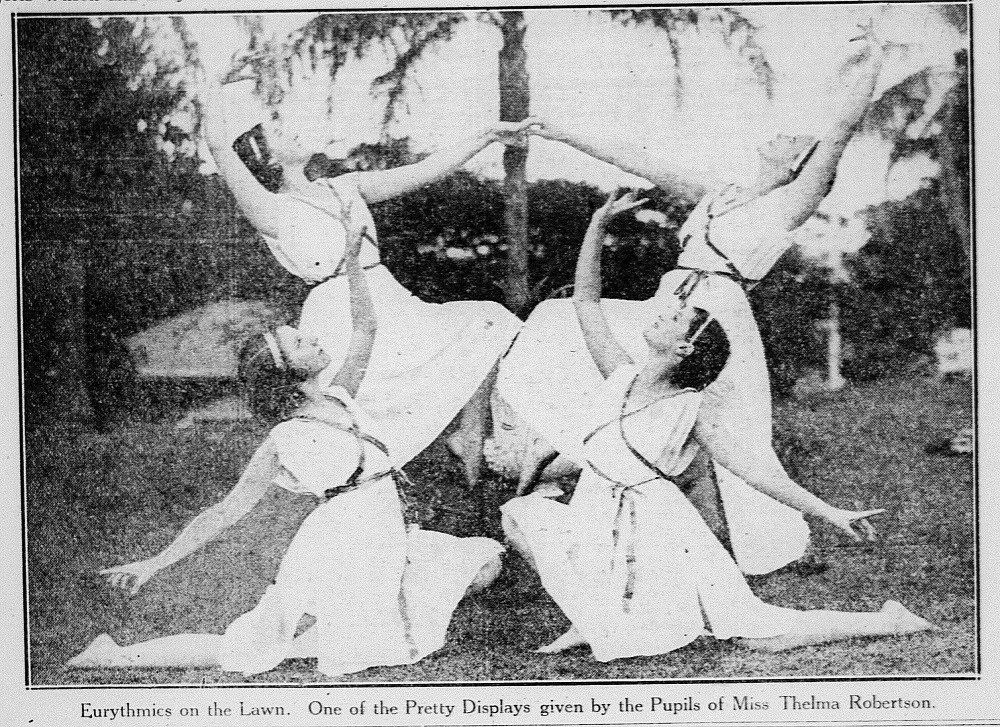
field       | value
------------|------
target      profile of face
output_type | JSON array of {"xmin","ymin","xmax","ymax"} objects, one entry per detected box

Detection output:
[
  {"xmin": 274, "ymin": 325, "xmax": 331, "ymax": 376},
  {"xmin": 756, "ymin": 134, "xmax": 818, "ymax": 183},
  {"xmin": 643, "ymin": 297, "xmax": 697, "ymax": 357}
]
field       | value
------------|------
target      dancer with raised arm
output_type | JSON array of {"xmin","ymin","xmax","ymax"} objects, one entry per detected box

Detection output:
[
  {"xmin": 501, "ymin": 193, "xmax": 934, "ymax": 660},
  {"xmin": 500, "ymin": 26, "xmax": 887, "ymax": 573},
  {"xmin": 69, "ymin": 221, "xmax": 504, "ymax": 677},
  {"xmin": 201, "ymin": 76, "xmax": 525, "ymax": 486}
]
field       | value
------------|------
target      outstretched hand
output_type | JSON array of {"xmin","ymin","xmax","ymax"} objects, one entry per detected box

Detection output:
[
  {"xmin": 824, "ymin": 507, "xmax": 886, "ymax": 542},
  {"xmin": 489, "ymin": 118, "xmax": 536, "ymax": 147},
  {"xmin": 523, "ymin": 115, "xmax": 566, "ymax": 142},
  {"xmin": 100, "ymin": 558, "xmax": 163, "ymax": 596},
  {"xmin": 592, "ymin": 190, "xmax": 648, "ymax": 228}
]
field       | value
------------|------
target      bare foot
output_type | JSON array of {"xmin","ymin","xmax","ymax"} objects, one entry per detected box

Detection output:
[
  {"xmin": 536, "ymin": 626, "xmax": 587, "ymax": 654},
  {"xmin": 67, "ymin": 634, "xmax": 131, "ymax": 668},
  {"xmin": 737, "ymin": 602, "xmax": 938, "ymax": 653},
  {"xmin": 882, "ymin": 600, "xmax": 938, "ymax": 634},
  {"xmin": 735, "ymin": 635, "xmax": 797, "ymax": 653}
]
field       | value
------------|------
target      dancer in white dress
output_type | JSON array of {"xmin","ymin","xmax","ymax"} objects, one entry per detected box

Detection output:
[
  {"xmin": 69, "ymin": 224, "xmax": 503, "ymax": 677},
  {"xmin": 501, "ymin": 193, "xmax": 934, "ymax": 660},
  {"xmin": 499, "ymin": 27, "xmax": 887, "ymax": 573},
  {"xmin": 202, "ymin": 79, "xmax": 525, "ymax": 484}
]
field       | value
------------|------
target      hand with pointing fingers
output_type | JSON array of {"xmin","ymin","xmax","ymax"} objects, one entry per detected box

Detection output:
[
  {"xmin": 591, "ymin": 189, "xmax": 649, "ymax": 230},
  {"xmin": 823, "ymin": 507, "xmax": 886, "ymax": 542},
  {"xmin": 488, "ymin": 118, "xmax": 537, "ymax": 148},
  {"xmin": 100, "ymin": 558, "xmax": 164, "ymax": 596}
]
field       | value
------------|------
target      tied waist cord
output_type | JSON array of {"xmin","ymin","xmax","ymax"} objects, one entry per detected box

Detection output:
[
  {"xmin": 674, "ymin": 185, "xmax": 765, "ymax": 299},
  {"xmin": 583, "ymin": 454, "xmax": 662, "ymax": 614},
  {"xmin": 674, "ymin": 268, "xmax": 742, "ymax": 294},
  {"xmin": 317, "ymin": 261, "xmax": 384, "ymax": 284},
  {"xmin": 581, "ymin": 437, "xmax": 660, "ymax": 614},
  {"xmin": 581, "ymin": 375, "xmax": 693, "ymax": 612},
  {"xmin": 672, "ymin": 267, "xmax": 759, "ymax": 303},
  {"xmin": 300, "ymin": 406, "xmax": 421, "ymax": 661},
  {"xmin": 295, "ymin": 405, "xmax": 411, "ymax": 509}
]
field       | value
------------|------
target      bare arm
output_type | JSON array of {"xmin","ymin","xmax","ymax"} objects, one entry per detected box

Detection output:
[
  {"xmin": 101, "ymin": 438, "xmax": 280, "ymax": 593},
  {"xmin": 531, "ymin": 117, "xmax": 719, "ymax": 203},
  {"xmin": 203, "ymin": 83, "xmax": 283, "ymax": 238},
  {"xmin": 778, "ymin": 32, "xmax": 885, "ymax": 230},
  {"xmin": 573, "ymin": 192, "xmax": 646, "ymax": 378},
  {"xmin": 352, "ymin": 120, "xmax": 534, "ymax": 204},
  {"xmin": 329, "ymin": 222, "xmax": 377, "ymax": 397},
  {"xmin": 692, "ymin": 417, "xmax": 882, "ymax": 541}
]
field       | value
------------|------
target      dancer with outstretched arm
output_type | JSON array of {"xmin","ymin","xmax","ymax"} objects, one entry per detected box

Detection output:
[
  {"xmin": 69, "ymin": 221, "xmax": 504, "ymax": 677},
  {"xmin": 202, "ymin": 76, "xmax": 526, "ymax": 487},
  {"xmin": 500, "ymin": 25, "xmax": 887, "ymax": 574},
  {"xmin": 501, "ymin": 192, "xmax": 934, "ymax": 659}
]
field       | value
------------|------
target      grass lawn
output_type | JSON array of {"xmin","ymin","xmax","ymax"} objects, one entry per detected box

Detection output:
[{"xmin": 25, "ymin": 375, "xmax": 974, "ymax": 685}]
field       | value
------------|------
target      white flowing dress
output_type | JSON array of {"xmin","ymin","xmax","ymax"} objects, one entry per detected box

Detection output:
[
  {"xmin": 266, "ymin": 175, "xmax": 522, "ymax": 466},
  {"xmin": 218, "ymin": 388, "xmax": 504, "ymax": 677},
  {"xmin": 498, "ymin": 185, "xmax": 809, "ymax": 574},
  {"xmin": 501, "ymin": 366, "xmax": 808, "ymax": 662}
]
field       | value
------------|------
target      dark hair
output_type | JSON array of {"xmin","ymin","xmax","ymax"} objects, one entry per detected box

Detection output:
[
  {"xmin": 237, "ymin": 336, "xmax": 308, "ymax": 421},
  {"xmin": 670, "ymin": 307, "xmax": 730, "ymax": 391},
  {"xmin": 233, "ymin": 126, "xmax": 341, "ymax": 191},
  {"xmin": 233, "ymin": 125, "xmax": 283, "ymax": 192}
]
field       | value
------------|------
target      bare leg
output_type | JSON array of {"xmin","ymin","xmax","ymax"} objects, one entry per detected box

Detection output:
[
  {"xmin": 68, "ymin": 633, "xmax": 223, "ymax": 668},
  {"xmin": 736, "ymin": 601, "xmax": 936, "ymax": 652}
]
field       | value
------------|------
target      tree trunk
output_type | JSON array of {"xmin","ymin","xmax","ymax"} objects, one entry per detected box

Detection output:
[
  {"xmin": 498, "ymin": 11, "xmax": 530, "ymax": 316},
  {"xmin": 935, "ymin": 83, "xmax": 971, "ymax": 261}
]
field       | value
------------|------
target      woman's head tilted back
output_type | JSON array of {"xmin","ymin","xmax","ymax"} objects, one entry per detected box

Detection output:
[
  {"xmin": 643, "ymin": 299, "xmax": 729, "ymax": 390},
  {"xmin": 238, "ymin": 325, "xmax": 332, "ymax": 421},
  {"xmin": 671, "ymin": 308, "xmax": 730, "ymax": 391}
]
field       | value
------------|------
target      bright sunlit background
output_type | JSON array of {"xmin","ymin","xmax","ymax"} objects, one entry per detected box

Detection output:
[{"xmin": 172, "ymin": 7, "xmax": 964, "ymax": 214}]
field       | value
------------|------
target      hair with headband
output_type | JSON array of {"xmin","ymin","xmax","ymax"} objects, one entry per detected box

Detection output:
[
  {"xmin": 237, "ymin": 335, "xmax": 309, "ymax": 421},
  {"xmin": 671, "ymin": 307, "xmax": 730, "ymax": 391},
  {"xmin": 233, "ymin": 125, "xmax": 283, "ymax": 192}
]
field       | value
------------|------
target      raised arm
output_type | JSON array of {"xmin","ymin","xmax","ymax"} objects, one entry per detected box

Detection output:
[
  {"xmin": 100, "ymin": 438, "xmax": 280, "ymax": 594},
  {"xmin": 329, "ymin": 219, "xmax": 377, "ymax": 397},
  {"xmin": 573, "ymin": 191, "xmax": 647, "ymax": 378},
  {"xmin": 352, "ymin": 119, "xmax": 535, "ymax": 204},
  {"xmin": 692, "ymin": 416, "xmax": 882, "ymax": 541},
  {"xmin": 530, "ymin": 116, "xmax": 720, "ymax": 204},
  {"xmin": 202, "ymin": 83, "xmax": 283, "ymax": 238},
  {"xmin": 777, "ymin": 26, "xmax": 886, "ymax": 230}
]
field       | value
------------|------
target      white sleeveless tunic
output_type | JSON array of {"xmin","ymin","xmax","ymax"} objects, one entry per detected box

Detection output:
[
  {"xmin": 498, "ymin": 186, "xmax": 809, "ymax": 575},
  {"xmin": 265, "ymin": 175, "xmax": 522, "ymax": 466},
  {"xmin": 501, "ymin": 366, "xmax": 807, "ymax": 662},
  {"xmin": 218, "ymin": 388, "xmax": 503, "ymax": 677}
]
